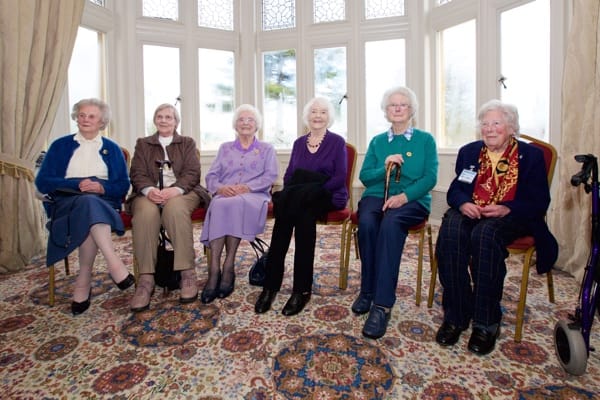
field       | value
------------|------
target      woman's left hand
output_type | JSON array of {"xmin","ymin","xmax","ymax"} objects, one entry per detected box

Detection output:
[
  {"xmin": 480, "ymin": 204, "xmax": 510, "ymax": 218},
  {"xmin": 159, "ymin": 187, "xmax": 182, "ymax": 201},
  {"xmin": 217, "ymin": 184, "xmax": 250, "ymax": 197},
  {"xmin": 382, "ymin": 193, "xmax": 408, "ymax": 211},
  {"xmin": 79, "ymin": 178, "xmax": 105, "ymax": 194}
]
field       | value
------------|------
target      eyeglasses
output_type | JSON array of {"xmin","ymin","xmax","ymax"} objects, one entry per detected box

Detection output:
[
  {"xmin": 237, "ymin": 117, "xmax": 256, "ymax": 124},
  {"xmin": 386, "ymin": 103, "xmax": 411, "ymax": 110}
]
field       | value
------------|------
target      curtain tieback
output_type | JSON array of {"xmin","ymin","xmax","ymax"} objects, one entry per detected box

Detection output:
[{"xmin": 0, "ymin": 152, "xmax": 35, "ymax": 182}]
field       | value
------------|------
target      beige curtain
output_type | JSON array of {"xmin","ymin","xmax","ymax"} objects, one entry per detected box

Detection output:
[
  {"xmin": 0, "ymin": 0, "xmax": 84, "ymax": 273},
  {"xmin": 550, "ymin": 0, "xmax": 600, "ymax": 281}
]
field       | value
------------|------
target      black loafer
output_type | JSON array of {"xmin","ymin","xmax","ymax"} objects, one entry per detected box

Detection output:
[
  {"xmin": 467, "ymin": 327, "xmax": 500, "ymax": 356},
  {"xmin": 282, "ymin": 293, "xmax": 311, "ymax": 316},
  {"xmin": 255, "ymin": 289, "xmax": 278, "ymax": 314},
  {"xmin": 435, "ymin": 322, "xmax": 467, "ymax": 347},
  {"xmin": 71, "ymin": 289, "xmax": 91, "ymax": 316},
  {"xmin": 362, "ymin": 305, "xmax": 391, "ymax": 339},
  {"xmin": 351, "ymin": 293, "xmax": 372, "ymax": 315},
  {"xmin": 114, "ymin": 273, "xmax": 135, "ymax": 291}
]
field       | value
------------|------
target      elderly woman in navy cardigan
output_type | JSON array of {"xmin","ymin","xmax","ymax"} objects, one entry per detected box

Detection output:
[
  {"xmin": 254, "ymin": 97, "xmax": 348, "ymax": 316},
  {"xmin": 434, "ymin": 99, "xmax": 558, "ymax": 355},
  {"xmin": 36, "ymin": 98, "xmax": 133, "ymax": 316}
]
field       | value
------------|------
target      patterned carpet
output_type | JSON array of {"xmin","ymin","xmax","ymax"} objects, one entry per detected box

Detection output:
[{"xmin": 1, "ymin": 222, "xmax": 600, "ymax": 399}]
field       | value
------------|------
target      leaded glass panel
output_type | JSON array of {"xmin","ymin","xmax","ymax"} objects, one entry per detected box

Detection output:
[
  {"xmin": 262, "ymin": 0, "xmax": 295, "ymax": 31},
  {"xmin": 88, "ymin": 0, "xmax": 104, "ymax": 6},
  {"xmin": 142, "ymin": 0, "xmax": 179, "ymax": 21},
  {"xmin": 437, "ymin": 0, "xmax": 452, "ymax": 5},
  {"xmin": 313, "ymin": 0, "xmax": 345, "ymax": 24},
  {"xmin": 198, "ymin": 0, "xmax": 234, "ymax": 30},
  {"xmin": 365, "ymin": 0, "xmax": 404, "ymax": 19}
]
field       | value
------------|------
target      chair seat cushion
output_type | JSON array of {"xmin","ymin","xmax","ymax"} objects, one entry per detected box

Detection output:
[{"xmin": 507, "ymin": 236, "xmax": 535, "ymax": 250}]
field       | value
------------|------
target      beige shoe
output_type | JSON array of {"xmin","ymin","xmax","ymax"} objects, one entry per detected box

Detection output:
[
  {"xmin": 179, "ymin": 268, "xmax": 198, "ymax": 304},
  {"xmin": 130, "ymin": 274, "xmax": 154, "ymax": 313}
]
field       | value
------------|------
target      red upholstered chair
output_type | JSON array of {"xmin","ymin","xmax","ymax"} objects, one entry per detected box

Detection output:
[
  {"xmin": 48, "ymin": 147, "xmax": 133, "ymax": 306},
  {"xmin": 342, "ymin": 211, "xmax": 434, "ymax": 306},
  {"xmin": 266, "ymin": 142, "xmax": 357, "ymax": 289},
  {"xmin": 428, "ymin": 134, "xmax": 557, "ymax": 342}
]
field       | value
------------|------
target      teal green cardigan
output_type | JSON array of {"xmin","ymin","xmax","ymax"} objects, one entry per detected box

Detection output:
[{"xmin": 359, "ymin": 128, "xmax": 438, "ymax": 212}]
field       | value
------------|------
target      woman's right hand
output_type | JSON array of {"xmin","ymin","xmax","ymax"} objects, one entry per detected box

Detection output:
[
  {"xmin": 217, "ymin": 184, "xmax": 250, "ymax": 197},
  {"xmin": 459, "ymin": 202, "xmax": 482, "ymax": 219}
]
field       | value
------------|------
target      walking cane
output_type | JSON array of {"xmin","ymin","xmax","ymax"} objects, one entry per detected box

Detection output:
[
  {"xmin": 384, "ymin": 161, "xmax": 402, "ymax": 203},
  {"xmin": 155, "ymin": 159, "xmax": 178, "ymax": 295}
]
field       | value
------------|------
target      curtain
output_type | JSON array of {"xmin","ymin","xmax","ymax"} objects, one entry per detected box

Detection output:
[
  {"xmin": 550, "ymin": 0, "xmax": 600, "ymax": 281},
  {"xmin": 0, "ymin": 0, "xmax": 84, "ymax": 273}
]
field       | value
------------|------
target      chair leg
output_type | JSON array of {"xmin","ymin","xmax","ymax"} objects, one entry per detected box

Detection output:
[
  {"xmin": 48, "ymin": 265, "xmax": 55, "ymax": 307},
  {"xmin": 339, "ymin": 220, "xmax": 349, "ymax": 290},
  {"xmin": 547, "ymin": 270, "xmax": 555, "ymax": 303},
  {"xmin": 514, "ymin": 248, "xmax": 535, "ymax": 342},
  {"xmin": 414, "ymin": 228, "xmax": 425, "ymax": 306},
  {"xmin": 426, "ymin": 225, "xmax": 436, "ymax": 308}
]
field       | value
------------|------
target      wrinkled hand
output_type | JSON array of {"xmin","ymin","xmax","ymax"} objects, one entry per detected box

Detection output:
[
  {"xmin": 385, "ymin": 154, "xmax": 404, "ymax": 168},
  {"xmin": 459, "ymin": 202, "xmax": 482, "ymax": 219},
  {"xmin": 480, "ymin": 204, "xmax": 510, "ymax": 218},
  {"xmin": 383, "ymin": 193, "xmax": 408, "ymax": 211},
  {"xmin": 79, "ymin": 178, "xmax": 105, "ymax": 194},
  {"xmin": 147, "ymin": 187, "xmax": 181, "ymax": 205},
  {"xmin": 217, "ymin": 184, "xmax": 250, "ymax": 197}
]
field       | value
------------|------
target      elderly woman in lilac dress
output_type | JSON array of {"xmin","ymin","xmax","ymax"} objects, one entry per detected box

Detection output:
[
  {"xmin": 199, "ymin": 104, "xmax": 278, "ymax": 304},
  {"xmin": 254, "ymin": 97, "xmax": 348, "ymax": 316}
]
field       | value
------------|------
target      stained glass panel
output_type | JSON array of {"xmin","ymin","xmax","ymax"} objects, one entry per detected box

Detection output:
[
  {"xmin": 365, "ymin": 0, "xmax": 404, "ymax": 19},
  {"xmin": 313, "ymin": 0, "xmax": 345, "ymax": 24},
  {"xmin": 142, "ymin": 0, "xmax": 179, "ymax": 21},
  {"xmin": 198, "ymin": 0, "xmax": 234, "ymax": 30},
  {"xmin": 262, "ymin": 0, "xmax": 295, "ymax": 31}
]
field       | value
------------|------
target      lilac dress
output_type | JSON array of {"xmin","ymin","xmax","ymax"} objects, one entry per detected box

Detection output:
[{"xmin": 200, "ymin": 138, "xmax": 278, "ymax": 244}]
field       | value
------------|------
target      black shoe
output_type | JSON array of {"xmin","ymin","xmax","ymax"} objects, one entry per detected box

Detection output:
[
  {"xmin": 435, "ymin": 322, "xmax": 467, "ymax": 347},
  {"xmin": 71, "ymin": 289, "xmax": 91, "ymax": 316},
  {"xmin": 362, "ymin": 305, "xmax": 391, "ymax": 339},
  {"xmin": 351, "ymin": 293, "xmax": 372, "ymax": 315},
  {"xmin": 200, "ymin": 274, "xmax": 220, "ymax": 304},
  {"xmin": 217, "ymin": 273, "xmax": 235, "ymax": 299},
  {"xmin": 467, "ymin": 327, "xmax": 500, "ymax": 356},
  {"xmin": 114, "ymin": 273, "xmax": 135, "ymax": 291},
  {"xmin": 282, "ymin": 292, "xmax": 311, "ymax": 316},
  {"xmin": 255, "ymin": 289, "xmax": 278, "ymax": 314}
]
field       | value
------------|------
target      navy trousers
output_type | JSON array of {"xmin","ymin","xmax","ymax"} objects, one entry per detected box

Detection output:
[
  {"xmin": 357, "ymin": 196, "xmax": 429, "ymax": 308},
  {"xmin": 435, "ymin": 208, "xmax": 529, "ymax": 329}
]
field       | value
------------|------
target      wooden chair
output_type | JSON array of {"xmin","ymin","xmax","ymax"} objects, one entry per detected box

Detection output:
[
  {"xmin": 48, "ymin": 147, "xmax": 133, "ymax": 306},
  {"xmin": 428, "ymin": 134, "xmax": 557, "ymax": 342},
  {"xmin": 342, "ymin": 212, "xmax": 434, "ymax": 306},
  {"xmin": 266, "ymin": 142, "xmax": 357, "ymax": 289}
]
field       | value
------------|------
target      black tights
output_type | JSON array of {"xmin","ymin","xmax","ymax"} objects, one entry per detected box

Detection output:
[{"xmin": 206, "ymin": 235, "xmax": 241, "ymax": 289}]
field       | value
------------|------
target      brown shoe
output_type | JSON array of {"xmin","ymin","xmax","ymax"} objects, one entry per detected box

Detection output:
[
  {"xmin": 180, "ymin": 268, "xmax": 198, "ymax": 304},
  {"xmin": 130, "ymin": 274, "xmax": 154, "ymax": 313}
]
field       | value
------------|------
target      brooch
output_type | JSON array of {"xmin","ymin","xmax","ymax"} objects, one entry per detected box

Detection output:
[
  {"xmin": 102, "ymin": 149, "xmax": 108, "ymax": 155},
  {"xmin": 406, "ymin": 151, "xmax": 412, "ymax": 157}
]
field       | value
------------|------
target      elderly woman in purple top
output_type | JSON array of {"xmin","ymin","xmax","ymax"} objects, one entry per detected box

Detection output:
[
  {"xmin": 199, "ymin": 104, "xmax": 278, "ymax": 303},
  {"xmin": 254, "ymin": 97, "xmax": 348, "ymax": 316}
]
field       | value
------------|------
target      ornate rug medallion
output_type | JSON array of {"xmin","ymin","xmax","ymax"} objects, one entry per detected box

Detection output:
[
  {"xmin": 272, "ymin": 333, "xmax": 394, "ymax": 399},
  {"xmin": 120, "ymin": 301, "xmax": 219, "ymax": 347}
]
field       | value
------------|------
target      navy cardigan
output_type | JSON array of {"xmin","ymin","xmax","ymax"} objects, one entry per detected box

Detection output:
[{"xmin": 447, "ymin": 139, "xmax": 558, "ymax": 273}]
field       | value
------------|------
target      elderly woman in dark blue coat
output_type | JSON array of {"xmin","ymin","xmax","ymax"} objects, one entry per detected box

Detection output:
[
  {"xmin": 434, "ymin": 99, "xmax": 558, "ymax": 355},
  {"xmin": 35, "ymin": 98, "xmax": 133, "ymax": 316}
]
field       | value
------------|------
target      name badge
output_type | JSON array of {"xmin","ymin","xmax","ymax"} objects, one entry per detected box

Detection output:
[{"xmin": 458, "ymin": 168, "xmax": 477, "ymax": 183}]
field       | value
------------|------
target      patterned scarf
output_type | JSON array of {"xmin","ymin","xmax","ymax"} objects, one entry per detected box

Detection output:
[{"xmin": 472, "ymin": 136, "xmax": 519, "ymax": 206}]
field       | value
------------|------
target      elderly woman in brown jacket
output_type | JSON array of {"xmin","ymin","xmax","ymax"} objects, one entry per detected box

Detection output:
[{"xmin": 127, "ymin": 103, "xmax": 210, "ymax": 312}]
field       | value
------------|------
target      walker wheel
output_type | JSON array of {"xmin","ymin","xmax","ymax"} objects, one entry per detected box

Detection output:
[{"xmin": 554, "ymin": 320, "xmax": 588, "ymax": 376}]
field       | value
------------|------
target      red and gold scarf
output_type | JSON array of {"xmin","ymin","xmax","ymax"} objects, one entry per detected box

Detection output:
[{"xmin": 472, "ymin": 137, "xmax": 519, "ymax": 206}]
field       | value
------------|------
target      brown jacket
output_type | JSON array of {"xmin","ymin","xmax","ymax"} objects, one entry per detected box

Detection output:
[{"xmin": 126, "ymin": 132, "xmax": 211, "ymax": 207}]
